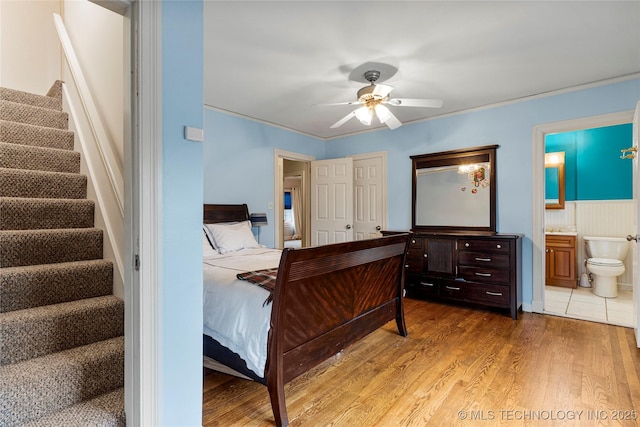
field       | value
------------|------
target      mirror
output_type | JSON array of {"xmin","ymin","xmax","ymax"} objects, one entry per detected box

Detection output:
[
  {"xmin": 544, "ymin": 152, "xmax": 565, "ymax": 209},
  {"xmin": 411, "ymin": 145, "xmax": 497, "ymax": 234}
]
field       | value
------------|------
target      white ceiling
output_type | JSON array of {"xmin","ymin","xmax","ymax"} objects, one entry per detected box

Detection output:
[{"xmin": 204, "ymin": 1, "xmax": 640, "ymax": 140}]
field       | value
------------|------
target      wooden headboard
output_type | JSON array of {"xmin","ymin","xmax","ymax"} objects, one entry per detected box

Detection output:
[{"xmin": 203, "ymin": 204, "xmax": 250, "ymax": 224}]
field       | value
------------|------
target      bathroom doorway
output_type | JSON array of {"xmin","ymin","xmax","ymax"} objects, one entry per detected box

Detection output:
[{"xmin": 532, "ymin": 111, "xmax": 635, "ymax": 327}]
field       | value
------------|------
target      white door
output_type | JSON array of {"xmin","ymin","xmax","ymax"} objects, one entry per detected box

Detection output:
[
  {"xmin": 353, "ymin": 153, "xmax": 386, "ymax": 240},
  {"xmin": 311, "ymin": 158, "xmax": 354, "ymax": 245},
  {"xmin": 632, "ymin": 101, "xmax": 640, "ymax": 347}
]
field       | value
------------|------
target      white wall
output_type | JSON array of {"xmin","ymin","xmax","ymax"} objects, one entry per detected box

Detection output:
[
  {"xmin": 0, "ymin": 0, "xmax": 62, "ymax": 93},
  {"xmin": 63, "ymin": 0, "xmax": 124, "ymax": 165}
]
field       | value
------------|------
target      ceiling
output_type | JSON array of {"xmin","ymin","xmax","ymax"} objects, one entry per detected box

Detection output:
[{"xmin": 204, "ymin": 1, "xmax": 640, "ymax": 140}]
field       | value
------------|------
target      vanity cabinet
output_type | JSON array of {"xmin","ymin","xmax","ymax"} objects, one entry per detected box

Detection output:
[
  {"xmin": 403, "ymin": 232, "xmax": 523, "ymax": 319},
  {"xmin": 545, "ymin": 234, "xmax": 577, "ymax": 288}
]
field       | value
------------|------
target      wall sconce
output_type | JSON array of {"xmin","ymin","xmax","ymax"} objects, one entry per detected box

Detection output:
[
  {"xmin": 250, "ymin": 212, "xmax": 268, "ymax": 243},
  {"xmin": 545, "ymin": 151, "xmax": 565, "ymax": 166}
]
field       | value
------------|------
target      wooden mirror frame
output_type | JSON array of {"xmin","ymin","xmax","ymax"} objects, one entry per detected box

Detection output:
[
  {"xmin": 545, "ymin": 152, "xmax": 565, "ymax": 210},
  {"xmin": 411, "ymin": 145, "xmax": 498, "ymax": 234}
]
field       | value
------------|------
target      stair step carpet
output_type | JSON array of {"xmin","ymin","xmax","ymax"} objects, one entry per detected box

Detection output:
[
  {"xmin": 0, "ymin": 141, "xmax": 81, "ymax": 173},
  {"xmin": 0, "ymin": 81, "xmax": 125, "ymax": 426},
  {"xmin": 0, "ymin": 197, "xmax": 95, "ymax": 230}
]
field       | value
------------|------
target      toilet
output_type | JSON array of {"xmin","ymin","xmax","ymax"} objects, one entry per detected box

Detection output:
[{"xmin": 583, "ymin": 236, "xmax": 628, "ymax": 298}]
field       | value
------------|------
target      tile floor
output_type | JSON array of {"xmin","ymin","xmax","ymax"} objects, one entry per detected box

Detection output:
[{"xmin": 545, "ymin": 285, "xmax": 634, "ymax": 328}]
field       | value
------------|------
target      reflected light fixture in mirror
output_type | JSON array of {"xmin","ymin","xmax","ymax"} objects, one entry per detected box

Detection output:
[{"xmin": 544, "ymin": 151, "xmax": 565, "ymax": 210}]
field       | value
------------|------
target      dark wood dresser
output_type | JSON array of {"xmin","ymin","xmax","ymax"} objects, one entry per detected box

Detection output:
[{"xmin": 392, "ymin": 231, "xmax": 523, "ymax": 319}]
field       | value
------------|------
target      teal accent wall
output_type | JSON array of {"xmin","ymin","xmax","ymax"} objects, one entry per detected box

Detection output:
[{"xmin": 545, "ymin": 124, "xmax": 632, "ymax": 201}]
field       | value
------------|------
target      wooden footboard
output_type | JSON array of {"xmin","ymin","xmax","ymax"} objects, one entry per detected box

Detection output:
[{"xmin": 265, "ymin": 234, "xmax": 409, "ymax": 427}]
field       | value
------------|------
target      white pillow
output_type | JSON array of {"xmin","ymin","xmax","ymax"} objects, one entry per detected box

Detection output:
[
  {"xmin": 202, "ymin": 231, "xmax": 219, "ymax": 258},
  {"xmin": 203, "ymin": 220, "xmax": 261, "ymax": 254}
]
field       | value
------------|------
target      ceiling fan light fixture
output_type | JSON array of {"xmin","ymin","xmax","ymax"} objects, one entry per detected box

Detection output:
[{"xmin": 355, "ymin": 106, "xmax": 372, "ymax": 125}]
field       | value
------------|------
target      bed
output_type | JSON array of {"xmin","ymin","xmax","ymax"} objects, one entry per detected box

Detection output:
[{"xmin": 202, "ymin": 203, "xmax": 409, "ymax": 426}]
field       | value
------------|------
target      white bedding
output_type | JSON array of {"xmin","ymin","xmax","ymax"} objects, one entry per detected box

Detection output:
[{"xmin": 203, "ymin": 247, "xmax": 282, "ymax": 377}]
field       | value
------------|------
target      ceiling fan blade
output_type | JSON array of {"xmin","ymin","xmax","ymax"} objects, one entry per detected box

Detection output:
[
  {"xmin": 386, "ymin": 98, "xmax": 443, "ymax": 108},
  {"xmin": 316, "ymin": 100, "xmax": 362, "ymax": 107},
  {"xmin": 371, "ymin": 84, "xmax": 393, "ymax": 98},
  {"xmin": 330, "ymin": 110, "xmax": 357, "ymax": 128},
  {"xmin": 379, "ymin": 106, "xmax": 402, "ymax": 130}
]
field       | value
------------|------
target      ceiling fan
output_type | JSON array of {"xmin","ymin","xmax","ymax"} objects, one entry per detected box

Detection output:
[{"xmin": 325, "ymin": 70, "xmax": 443, "ymax": 130}]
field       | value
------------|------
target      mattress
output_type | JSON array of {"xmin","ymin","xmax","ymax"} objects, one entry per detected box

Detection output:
[{"xmin": 203, "ymin": 247, "xmax": 282, "ymax": 378}]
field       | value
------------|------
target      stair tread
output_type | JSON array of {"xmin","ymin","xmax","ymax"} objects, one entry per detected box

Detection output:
[
  {"xmin": 17, "ymin": 387, "xmax": 125, "ymax": 427},
  {"xmin": 0, "ymin": 100, "xmax": 68, "ymax": 130},
  {"xmin": 0, "ymin": 295, "xmax": 124, "ymax": 365},
  {"xmin": 0, "ymin": 259, "xmax": 114, "ymax": 313},
  {"xmin": 0, "ymin": 336, "xmax": 124, "ymax": 427},
  {"xmin": 0, "ymin": 167, "xmax": 87, "ymax": 199},
  {"xmin": 0, "ymin": 120, "xmax": 74, "ymax": 150},
  {"xmin": 0, "ymin": 196, "xmax": 95, "ymax": 230},
  {"xmin": 0, "ymin": 141, "xmax": 80, "ymax": 173},
  {"xmin": 0, "ymin": 86, "xmax": 62, "ymax": 111},
  {"xmin": 0, "ymin": 227, "xmax": 103, "ymax": 269}
]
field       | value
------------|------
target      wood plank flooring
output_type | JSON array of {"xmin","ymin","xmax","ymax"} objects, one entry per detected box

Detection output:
[{"xmin": 203, "ymin": 298, "xmax": 640, "ymax": 426}]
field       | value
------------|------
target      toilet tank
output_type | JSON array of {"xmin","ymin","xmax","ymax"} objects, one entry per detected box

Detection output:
[{"xmin": 583, "ymin": 236, "xmax": 629, "ymax": 260}]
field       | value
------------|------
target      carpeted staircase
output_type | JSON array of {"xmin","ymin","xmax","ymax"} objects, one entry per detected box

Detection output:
[{"xmin": 0, "ymin": 82, "xmax": 125, "ymax": 426}]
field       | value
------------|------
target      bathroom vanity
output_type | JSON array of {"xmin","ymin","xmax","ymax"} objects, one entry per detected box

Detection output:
[
  {"xmin": 392, "ymin": 145, "xmax": 524, "ymax": 319},
  {"xmin": 545, "ymin": 232, "xmax": 577, "ymax": 288}
]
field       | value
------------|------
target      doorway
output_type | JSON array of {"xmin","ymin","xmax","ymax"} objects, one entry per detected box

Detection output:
[
  {"xmin": 532, "ymin": 111, "xmax": 635, "ymax": 328},
  {"xmin": 274, "ymin": 150, "xmax": 314, "ymax": 249}
]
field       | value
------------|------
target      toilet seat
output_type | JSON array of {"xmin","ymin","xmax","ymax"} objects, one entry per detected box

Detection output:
[{"xmin": 587, "ymin": 257, "xmax": 623, "ymax": 267}]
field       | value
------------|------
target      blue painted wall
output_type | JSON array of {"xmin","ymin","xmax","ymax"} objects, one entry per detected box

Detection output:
[
  {"xmin": 545, "ymin": 124, "xmax": 633, "ymax": 201},
  {"xmin": 162, "ymin": 1, "xmax": 203, "ymax": 424}
]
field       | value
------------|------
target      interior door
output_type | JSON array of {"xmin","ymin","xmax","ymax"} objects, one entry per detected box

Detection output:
[
  {"xmin": 632, "ymin": 101, "xmax": 640, "ymax": 347},
  {"xmin": 311, "ymin": 158, "xmax": 354, "ymax": 245},
  {"xmin": 353, "ymin": 153, "xmax": 386, "ymax": 240}
]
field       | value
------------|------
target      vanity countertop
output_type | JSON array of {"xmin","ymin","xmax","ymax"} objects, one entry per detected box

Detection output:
[{"xmin": 545, "ymin": 231, "xmax": 578, "ymax": 236}]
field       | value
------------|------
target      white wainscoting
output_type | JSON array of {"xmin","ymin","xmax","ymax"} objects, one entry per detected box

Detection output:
[{"xmin": 545, "ymin": 200, "xmax": 634, "ymax": 288}]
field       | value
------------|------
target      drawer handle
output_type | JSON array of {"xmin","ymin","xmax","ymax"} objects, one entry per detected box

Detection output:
[
  {"xmin": 475, "ymin": 272, "xmax": 492, "ymax": 277},
  {"xmin": 486, "ymin": 291, "xmax": 503, "ymax": 296},
  {"xmin": 474, "ymin": 257, "xmax": 491, "ymax": 262},
  {"xmin": 423, "ymin": 254, "xmax": 428, "ymax": 258},
  {"xmin": 464, "ymin": 243, "xmax": 470, "ymax": 247},
  {"xmin": 496, "ymin": 244, "xmax": 502, "ymax": 249},
  {"xmin": 445, "ymin": 286, "xmax": 460, "ymax": 291},
  {"xmin": 420, "ymin": 282, "xmax": 435, "ymax": 287},
  {"xmin": 404, "ymin": 264, "xmax": 409, "ymax": 268}
]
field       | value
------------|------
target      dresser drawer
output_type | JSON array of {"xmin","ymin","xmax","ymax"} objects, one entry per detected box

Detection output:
[
  {"xmin": 458, "ymin": 251, "xmax": 510, "ymax": 268},
  {"xmin": 458, "ymin": 266, "xmax": 510, "ymax": 284},
  {"xmin": 458, "ymin": 239, "xmax": 510, "ymax": 253},
  {"xmin": 465, "ymin": 283, "xmax": 510, "ymax": 306},
  {"xmin": 405, "ymin": 274, "xmax": 439, "ymax": 297},
  {"xmin": 440, "ymin": 281, "xmax": 465, "ymax": 299}
]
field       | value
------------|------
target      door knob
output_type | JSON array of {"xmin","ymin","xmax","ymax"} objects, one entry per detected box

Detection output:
[
  {"xmin": 346, "ymin": 224, "xmax": 352, "ymax": 230},
  {"xmin": 376, "ymin": 225, "xmax": 381, "ymax": 231},
  {"xmin": 626, "ymin": 234, "xmax": 638, "ymax": 242}
]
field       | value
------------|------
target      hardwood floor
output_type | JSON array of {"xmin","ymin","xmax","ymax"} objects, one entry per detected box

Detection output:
[{"xmin": 203, "ymin": 298, "xmax": 640, "ymax": 426}]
